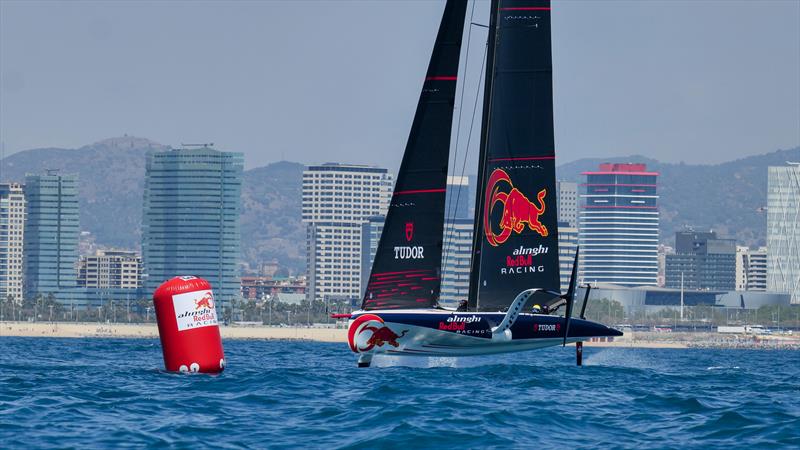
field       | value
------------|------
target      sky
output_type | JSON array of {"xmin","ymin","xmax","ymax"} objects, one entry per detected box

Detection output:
[{"xmin": 1, "ymin": 0, "xmax": 798, "ymax": 171}]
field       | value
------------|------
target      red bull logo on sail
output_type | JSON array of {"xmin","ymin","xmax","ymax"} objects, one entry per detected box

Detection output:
[{"xmin": 483, "ymin": 168, "xmax": 548, "ymax": 247}]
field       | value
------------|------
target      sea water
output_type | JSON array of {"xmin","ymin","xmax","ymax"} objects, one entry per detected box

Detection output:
[{"xmin": 1, "ymin": 337, "xmax": 798, "ymax": 449}]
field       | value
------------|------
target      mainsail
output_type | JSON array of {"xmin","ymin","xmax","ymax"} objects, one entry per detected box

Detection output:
[
  {"xmin": 468, "ymin": 0, "xmax": 561, "ymax": 311},
  {"xmin": 362, "ymin": 0, "xmax": 468, "ymax": 310}
]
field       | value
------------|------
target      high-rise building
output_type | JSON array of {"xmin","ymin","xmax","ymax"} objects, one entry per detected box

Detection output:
[
  {"xmin": 142, "ymin": 147, "xmax": 243, "ymax": 305},
  {"xmin": 23, "ymin": 173, "xmax": 80, "ymax": 299},
  {"xmin": 558, "ymin": 222, "xmax": 578, "ymax": 292},
  {"xmin": 78, "ymin": 250, "xmax": 141, "ymax": 289},
  {"xmin": 360, "ymin": 215, "xmax": 385, "ymax": 298},
  {"xmin": 579, "ymin": 163, "xmax": 659, "ymax": 286},
  {"xmin": 736, "ymin": 246, "xmax": 767, "ymax": 292},
  {"xmin": 767, "ymin": 163, "xmax": 800, "ymax": 303},
  {"xmin": 303, "ymin": 163, "xmax": 392, "ymax": 303},
  {"xmin": 657, "ymin": 244, "xmax": 673, "ymax": 287},
  {"xmin": 440, "ymin": 218, "xmax": 473, "ymax": 308},
  {"xmin": 557, "ymin": 180, "xmax": 578, "ymax": 227},
  {"xmin": 0, "ymin": 183, "xmax": 26, "ymax": 302},
  {"xmin": 445, "ymin": 175, "xmax": 470, "ymax": 220},
  {"xmin": 556, "ymin": 181, "xmax": 579, "ymax": 292},
  {"xmin": 665, "ymin": 230, "xmax": 736, "ymax": 291}
]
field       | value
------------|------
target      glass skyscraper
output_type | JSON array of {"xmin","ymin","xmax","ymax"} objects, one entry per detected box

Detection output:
[
  {"xmin": 579, "ymin": 163, "xmax": 659, "ymax": 287},
  {"xmin": 23, "ymin": 172, "xmax": 80, "ymax": 299},
  {"xmin": 767, "ymin": 163, "xmax": 800, "ymax": 304},
  {"xmin": 142, "ymin": 147, "xmax": 243, "ymax": 305}
]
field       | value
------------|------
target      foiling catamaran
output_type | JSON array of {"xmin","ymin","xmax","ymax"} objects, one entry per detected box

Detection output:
[{"xmin": 338, "ymin": 0, "xmax": 621, "ymax": 367}]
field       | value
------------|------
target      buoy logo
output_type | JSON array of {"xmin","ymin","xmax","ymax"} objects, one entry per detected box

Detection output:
[
  {"xmin": 195, "ymin": 293, "xmax": 215, "ymax": 310},
  {"xmin": 173, "ymin": 290, "xmax": 218, "ymax": 331}
]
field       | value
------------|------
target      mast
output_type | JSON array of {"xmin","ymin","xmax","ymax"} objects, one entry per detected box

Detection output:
[
  {"xmin": 467, "ymin": 0, "xmax": 500, "ymax": 310},
  {"xmin": 468, "ymin": 0, "xmax": 561, "ymax": 311},
  {"xmin": 362, "ymin": 0, "xmax": 468, "ymax": 311}
]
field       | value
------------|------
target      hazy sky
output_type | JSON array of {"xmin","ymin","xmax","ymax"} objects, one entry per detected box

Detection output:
[{"xmin": 1, "ymin": 0, "xmax": 798, "ymax": 170}]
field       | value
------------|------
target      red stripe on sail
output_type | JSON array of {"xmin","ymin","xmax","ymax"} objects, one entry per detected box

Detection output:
[
  {"xmin": 371, "ymin": 270, "xmax": 428, "ymax": 277},
  {"xmin": 489, "ymin": 155, "xmax": 555, "ymax": 162},
  {"xmin": 425, "ymin": 76, "xmax": 457, "ymax": 80}
]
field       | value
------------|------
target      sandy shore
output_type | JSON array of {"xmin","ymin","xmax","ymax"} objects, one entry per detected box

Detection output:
[
  {"xmin": 0, "ymin": 322, "xmax": 347, "ymax": 342},
  {"xmin": 14, "ymin": 322, "xmax": 800, "ymax": 350},
  {"xmin": 1, "ymin": 321, "xmax": 694, "ymax": 348}
]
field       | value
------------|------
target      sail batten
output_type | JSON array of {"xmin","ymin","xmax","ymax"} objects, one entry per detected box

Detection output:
[{"xmin": 362, "ymin": 0, "xmax": 467, "ymax": 311}]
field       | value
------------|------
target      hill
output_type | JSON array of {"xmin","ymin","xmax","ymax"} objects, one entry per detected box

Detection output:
[
  {"xmin": 240, "ymin": 161, "xmax": 306, "ymax": 273},
  {"xmin": 556, "ymin": 147, "xmax": 800, "ymax": 247},
  {"xmin": 1, "ymin": 137, "xmax": 308, "ymax": 273},
  {"xmin": 3, "ymin": 136, "xmax": 796, "ymax": 273},
  {"xmin": 0, "ymin": 136, "xmax": 165, "ymax": 249}
]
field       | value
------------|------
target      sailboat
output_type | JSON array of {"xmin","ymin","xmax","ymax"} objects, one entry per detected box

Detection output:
[{"xmin": 342, "ymin": 0, "xmax": 621, "ymax": 367}]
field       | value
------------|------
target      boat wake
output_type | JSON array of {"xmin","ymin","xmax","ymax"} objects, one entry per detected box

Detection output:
[{"xmin": 581, "ymin": 348, "xmax": 673, "ymax": 373}]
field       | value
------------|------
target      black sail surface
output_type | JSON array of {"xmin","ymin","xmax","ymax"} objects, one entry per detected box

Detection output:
[
  {"xmin": 468, "ymin": 0, "xmax": 560, "ymax": 311},
  {"xmin": 362, "ymin": 0, "xmax": 467, "ymax": 311}
]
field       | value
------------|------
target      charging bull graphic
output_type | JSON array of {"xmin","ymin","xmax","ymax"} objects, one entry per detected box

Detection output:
[
  {"xmin": 195, "ymin": 292, "xmax": 215, "ymax": 310},
  {"xmin": 484, "ymin": 168, "xmax": 548, "ymax": 247},
  {"xmin": 348, "ymin": 314, "xmax": 409, "ymax": 353}
]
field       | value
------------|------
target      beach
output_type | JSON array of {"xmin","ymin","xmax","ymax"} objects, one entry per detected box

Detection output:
[
  {"xmin": 4, "ymin": 322, "xmax": 799, "ymax": 350},
  {"xmin": 0, "ymin": 321, "xmax": 683, "ymax": 348},
  {"xmin": 0, "ymin": 321, "xmax": 345, "ymax": 342}
]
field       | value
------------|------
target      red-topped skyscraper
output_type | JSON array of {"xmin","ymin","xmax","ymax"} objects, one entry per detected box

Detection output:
[{"xmin": 579, "ymin": 163, "xmax": 660, "ymax": 287}]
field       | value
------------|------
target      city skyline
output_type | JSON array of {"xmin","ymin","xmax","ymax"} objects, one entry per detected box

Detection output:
[
  {"xmin": 2, "ymin": 155, "xmax": 796, "ymax": 308},
  {"xmin": 2, "ymin": 0, "xmax": 798, "ymax": 170},
  {"xmin": 1, "ymin": 136, "xmax": 794, "ymax": 274}
]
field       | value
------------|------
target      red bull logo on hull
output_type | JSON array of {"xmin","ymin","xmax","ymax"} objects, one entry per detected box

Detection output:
[
  {"xmin": 483, "ymin": 168, "xmax": 548, "ymax": 247},
  {"xmin": 348, "ymin": 314, "xmax": 408, "ymax": 353}
]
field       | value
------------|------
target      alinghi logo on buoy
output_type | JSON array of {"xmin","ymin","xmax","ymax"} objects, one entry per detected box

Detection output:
[{"xmin": 173, "ymin": 290, "xmax": 218, "ymax": 331}]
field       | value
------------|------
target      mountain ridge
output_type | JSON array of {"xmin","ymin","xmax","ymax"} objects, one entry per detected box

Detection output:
[{"xmin": 2, "ymin": 136, "xmax": 797, "ymax": 272}]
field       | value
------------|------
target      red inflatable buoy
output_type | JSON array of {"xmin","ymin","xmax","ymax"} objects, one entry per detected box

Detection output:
[{"xmin": 153, "ymin": 276, "xmax": 225, "ymax": 373}]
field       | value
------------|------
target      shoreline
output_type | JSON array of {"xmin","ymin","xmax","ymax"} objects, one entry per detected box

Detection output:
[
  {"xmin": 3, "ymin": 322, "xmax": 798, "ymax": 350},
  {"xmin": 0, "ymin": 321, "xmax": 345, "ymax": 343}
]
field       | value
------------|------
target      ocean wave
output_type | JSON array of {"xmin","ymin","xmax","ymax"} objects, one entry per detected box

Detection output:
[{"xmin": 0, "ymin": 337, "xmax": 798, "ymax": 449}]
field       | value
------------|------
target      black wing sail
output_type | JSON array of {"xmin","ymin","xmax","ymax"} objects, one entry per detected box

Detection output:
[
  {"xmin": 362, "ymin": 0, "xmax": 468, "ymax": 310},
  {"xmin": 468, "ymin": 0, "xmax": 560, "ymax": 311}
]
